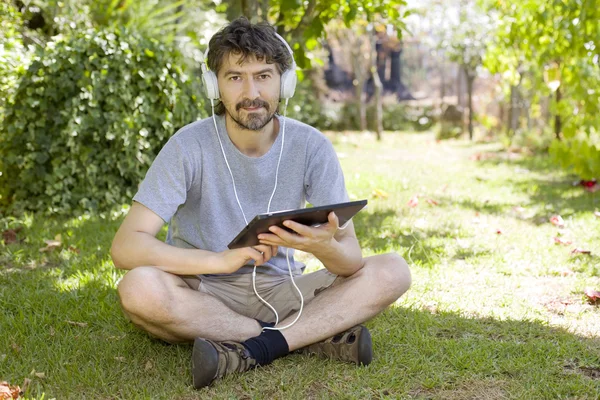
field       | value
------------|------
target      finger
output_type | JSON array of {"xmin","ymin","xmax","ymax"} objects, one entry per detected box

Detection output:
[
  {"xmin": 257, "ymin": 233, "xmax": 285, "ymax": 247},
  {"xmin": 271, "ymin": 245, "xmax": 278, "ymax": 257},
  {"xmin": 253, "ymin": 244, "xmax": 273, "ymax": 262},
  {"xmin": 281, "ymin": 219, "xmax": 313, "ymax": 236},
  {"xmin": 328, "ymin": 212, "xmax": 340, "ymax": 230},
  {"xmin": 269, "ymin": 224, "xmax": 306, "ymax": 244},
  {"xmin": 247, "ymin": 246, "xmax": 266, "ymax": 265}
]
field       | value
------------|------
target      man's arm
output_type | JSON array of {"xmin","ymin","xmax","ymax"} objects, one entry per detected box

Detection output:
[
  {"xmin": 111, "ymin": 202, "xmax": 277, "ymax": 275},
  {"xmin": 258, "ymin": 212, "xmax": 364, "ymax": 277}
]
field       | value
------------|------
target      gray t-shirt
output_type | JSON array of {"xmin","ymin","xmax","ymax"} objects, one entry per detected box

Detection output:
[{"xmin": 133, "ymin": 114, "xmax": 349, "ymax": 276}]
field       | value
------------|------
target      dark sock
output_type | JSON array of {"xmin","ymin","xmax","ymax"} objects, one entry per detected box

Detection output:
[
  {"xmin": 242, "ymin": 327, "xmax": 289, "ymax": 366},
  {"xmin": 257, "ymin": 319, "xmax": 275, "ymax": 329}
]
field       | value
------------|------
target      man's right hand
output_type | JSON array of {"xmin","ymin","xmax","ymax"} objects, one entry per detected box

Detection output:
[{"xmin": 215, "ymin": 244, "xmax": 278, "ymax": 274}]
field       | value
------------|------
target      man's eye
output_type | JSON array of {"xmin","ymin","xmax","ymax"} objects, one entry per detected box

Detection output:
[
  {"xmin": 258, "ymin": 74, "xmax": 270, "ymax": 80},
  {"xmin": 230, "ymin": 76, "xmax": 241, "ymax": 81}
]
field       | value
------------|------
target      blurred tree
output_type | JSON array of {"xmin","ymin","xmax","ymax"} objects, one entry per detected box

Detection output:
[
  {"xmin": 483, "ymin": 0, "xmax": 600, "ymax": 179},
  {"xmin": 443, "ymin": 0, "xmax": 492, "ymax": 140}
]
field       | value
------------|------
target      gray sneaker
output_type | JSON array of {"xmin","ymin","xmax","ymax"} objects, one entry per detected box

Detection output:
[
  {"xmin": 192, "ymin": 338, "xmax": 257, "ymax": 389},
  {"xmin": 298, "ymin": 325, "xmax": 373, "ymax": 366}
]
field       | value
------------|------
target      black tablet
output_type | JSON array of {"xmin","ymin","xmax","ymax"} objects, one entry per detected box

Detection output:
[{"xmin": 227, "ymin": 199, "xmax": 368, "ymax": 249}]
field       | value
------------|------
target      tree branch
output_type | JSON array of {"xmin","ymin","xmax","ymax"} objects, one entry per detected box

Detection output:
[{"xmin": 288, "ymin": 0, "xmax": 317, "ymax": 40}]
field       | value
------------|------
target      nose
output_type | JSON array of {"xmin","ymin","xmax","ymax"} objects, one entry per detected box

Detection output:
[{"xmin": 242, "ymin": 78, "xmax": 260, "ymax": 99}]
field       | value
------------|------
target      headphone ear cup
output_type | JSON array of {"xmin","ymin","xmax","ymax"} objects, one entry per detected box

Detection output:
[
  {"xmin": 202, "ymin": 71, "xmax": 220, "ymax": 100},
  {"xmin": 280, "ymin": 68, "xmax": 297, "ymax": 99}
]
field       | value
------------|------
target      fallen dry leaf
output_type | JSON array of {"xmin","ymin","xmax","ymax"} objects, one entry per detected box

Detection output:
[
  {"xmin": 66, "ymin": 320, "xmax": 88, "ymax": 328},
  {"xmin": 571, "ymin": 248, "xmax": 591, "ymax": 255},
  {"xmin": 584, "ymin": 288, "xmax": 600, "ymax": 304},
  {"xmin": 0, "ymin": 382, "xmax": 21, "ymax": 400},
  {"xmin": 557, "ymin": 268, "xmax": 575, "ymax": 277},
  {"xmin": 21, "ymin": 379, "xmax": 30, "ymax": 396},
  {"xmin": 145, "ymin": 360, "xmax": 154, "ymax": 371},
  {"xmin": 550, "ymin": 215, "xmax": 565, "ymax": 227},
  {"xmin": 553, "ymin": 237, "xmax": 573, "ymax": 246},
  {"xmin": 39, "ymin": 240, "xmax": 61, "ymax": 253},
  {"xmin": 2, "ymin": 228, "xmax": 21, "ymax": 245},
  {"xmin": 407, "ymin": 195, "xmax": 419, "ymax": 208},
  {"xmin": 115, "ymin": 357, "xmax": 126, "ymax": 362},
  {"xmin": 68, "ymin": 245, "xmax": 80, "ymax": 254},
  {"xmin": 34, "ymin": 373, "xmax": 45, "ymax": 379},
  {"xmin": 581, "ymin": 180, "xmax": 599, "ymax": 193},
  {"xmin": 371, "ymin": 188, "xmax": 389, "ymax": 199}
]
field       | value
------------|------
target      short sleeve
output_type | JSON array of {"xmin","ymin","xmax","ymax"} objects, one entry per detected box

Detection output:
[
  {"xmin": 132, "ymin": 136, "xmax": 195, "ymax": 222},
  {"xmin": 304, "ymin": 136, "xmax": 349, "ymax": 206}
]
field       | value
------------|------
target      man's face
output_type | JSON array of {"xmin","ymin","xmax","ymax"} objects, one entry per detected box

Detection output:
[{"xmin": 217, "ymin": 53, "xmax": 281, "ymax": 131}]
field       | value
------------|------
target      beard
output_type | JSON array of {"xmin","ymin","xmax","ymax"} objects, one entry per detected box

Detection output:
[{"xmin": 227, "ymin": 98, "xmax": 278, "ymax": 131}]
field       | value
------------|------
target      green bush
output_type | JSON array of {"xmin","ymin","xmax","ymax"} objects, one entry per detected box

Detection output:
[
  {"xmin": 0, "ymin": 27, "xmax": 206, "ymax": 215},
  {"xmin": 331, "ymin": 101, "xmax": 436, "ymax": 132},
  {"xmin": 286, "ymin": 76, "xmax": 337, "ymax": 130},
  {"xmin": 0, "ymin": 3, "xmax": 31, "ymax": 124},
  {"xmin": 549, "ymin": 132, "xmax": 600, "ymax": 180}
]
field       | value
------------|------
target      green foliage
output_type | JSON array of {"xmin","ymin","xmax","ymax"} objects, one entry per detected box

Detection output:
[
  {"xmin": 0, "ymin": 28, "xmax": 206, "ymax": 215},
  {"xmin": 0, "ymin": 3, "xmax": 32, "ymax": 124},
  {"xmin": 333, "ymin": 102, "xmax": 435, "ymax": 132},
  {"xmin": 483, "ymin": 0, "xmax": 600, "ymax": 178},
  {"xmin": 285, "ymin": 77, "xmax": 337, "ymax": 130},
  {"xmin": 550, "ymin": 133, "xmax": 600, "ymax": 180},
  {"xmin": 269, "ymin": 0, "xmax": 409, "ymax": 69}
]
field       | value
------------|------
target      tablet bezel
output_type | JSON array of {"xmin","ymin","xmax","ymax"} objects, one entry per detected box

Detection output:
[{"xmin": 227, "ymin": 199, "xmax": 368, "ymax": 249}]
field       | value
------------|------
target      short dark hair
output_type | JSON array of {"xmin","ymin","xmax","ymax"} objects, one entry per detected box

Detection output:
[{"xmin": 207, "ymin": 17, "xmax": 292, "ymax": 115}]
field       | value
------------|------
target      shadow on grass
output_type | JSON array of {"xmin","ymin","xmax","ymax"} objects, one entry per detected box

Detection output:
[
  {"xmin": 441, "ymin": 153, "xmax": 599, "ymax": 224},
  {"xmin": 353, "ymin": 208, "xmax": 482, "ymax": 267}
]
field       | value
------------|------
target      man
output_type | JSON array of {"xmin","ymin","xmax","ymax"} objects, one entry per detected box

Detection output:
[{"xmin": 111, "ymin": 17, "xmax": 411, "ymax": 390}]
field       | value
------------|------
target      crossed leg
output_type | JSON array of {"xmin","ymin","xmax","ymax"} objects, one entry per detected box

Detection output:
[{"xmin": 117, "ymin": 252, "xmax": 411, "ymax": 348}]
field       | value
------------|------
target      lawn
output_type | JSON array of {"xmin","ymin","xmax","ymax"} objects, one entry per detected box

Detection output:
[{"xmin": 1, "ymin": 130, "xmax": 600, "ymax": 399}]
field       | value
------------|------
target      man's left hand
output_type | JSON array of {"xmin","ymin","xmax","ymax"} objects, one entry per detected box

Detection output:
[{"xmin": 257, "ymin": 211, "xmax": 339, "ymax": 254}]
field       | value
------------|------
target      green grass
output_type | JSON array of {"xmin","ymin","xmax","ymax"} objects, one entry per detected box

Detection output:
[{"xmin": 2, "ymin": 131, "xmax": 600, "ymax": 399}]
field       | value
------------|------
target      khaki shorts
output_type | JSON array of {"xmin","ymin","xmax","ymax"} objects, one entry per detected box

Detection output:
[{"xmin": 182, "ymin": 269, "xmax": 338, "ymax": 324}]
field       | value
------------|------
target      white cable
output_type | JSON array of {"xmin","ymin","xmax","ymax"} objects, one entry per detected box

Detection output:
[
  {"xmin": 261, "ymin": 248, "xmax": 304, "ymax": 331},
  {"xmin": 211, "ymin": 99, "xmax": 249, "ymax": 226},
  {"xmin": 212, "ymin": 97, "xmax": 302, "ymax": 331},
  {"xmin": 266, "ymin": 98, "xmax": 288, "ymax": 212}
]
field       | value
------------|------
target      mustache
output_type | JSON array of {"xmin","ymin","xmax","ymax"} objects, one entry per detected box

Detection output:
[{"xmin": 236, "ymin": 99, "xmax": 269, "ymax": 111}]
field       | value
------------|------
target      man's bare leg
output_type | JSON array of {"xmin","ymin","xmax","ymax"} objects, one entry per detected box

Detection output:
[
  {"xmin": 280, "ymin": 252, "xmax": 411, "ymax": 351},
  {"xmin": 117, "ymin": 266, "xmax": 261, "ymax": 343}
]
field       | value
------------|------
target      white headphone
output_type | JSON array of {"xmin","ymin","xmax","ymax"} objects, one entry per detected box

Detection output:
[{"xmin": 200, "ymin": 32, "xmax": 298, "ymax": 101}]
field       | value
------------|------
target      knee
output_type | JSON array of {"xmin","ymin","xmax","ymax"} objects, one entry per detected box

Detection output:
[
  {"xmin": 117, "ymin": 267, "xmax": 174, "ymax": 322},
  {"xmin": 371, "ymin": 252, "xmax": 412, "ymax": 301}
]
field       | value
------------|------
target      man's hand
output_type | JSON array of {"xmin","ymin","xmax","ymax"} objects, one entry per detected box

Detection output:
[
  {"xmin": 215, "ymin": 244, "xmax": 278, "ymax": 274},
  {"xmin": 257, "ymin": 211, "xmax": 339, "ymax": 254}
]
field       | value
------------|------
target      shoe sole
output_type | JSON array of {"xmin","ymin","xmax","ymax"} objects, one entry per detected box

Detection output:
[
  {"xmin": 192, "ymin": 338, "xmax": 218, "ymax": 389},
  {"xmin": 357, "ymin": 326, "xmax": 373, "ymax": 366}
]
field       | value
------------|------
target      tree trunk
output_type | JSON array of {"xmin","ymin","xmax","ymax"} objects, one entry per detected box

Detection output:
[
  {"xmin": 351, "ymin": 50, "xmax": 367, "ymax": 131},
  {"xmin": 457, "ymin": 66, "xmax": 464, "ymax": 108},
  {"xmin": 465, "ymin": 68, "xmax": 475, "ymax": 141},
  {"xmin": 554, "ymin": 87, "xmax": 562, "ymax": 140},
  {"xmin": 507, "ymin": 84, "xmax": 520, "ymax": 137},
  {"xmin": 370, "ymin": 30, "xmax": 383, "ymax": 140},
  {"xmin": 440, "ymin": 55, "xmax": 446, "ymax": 107}
]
